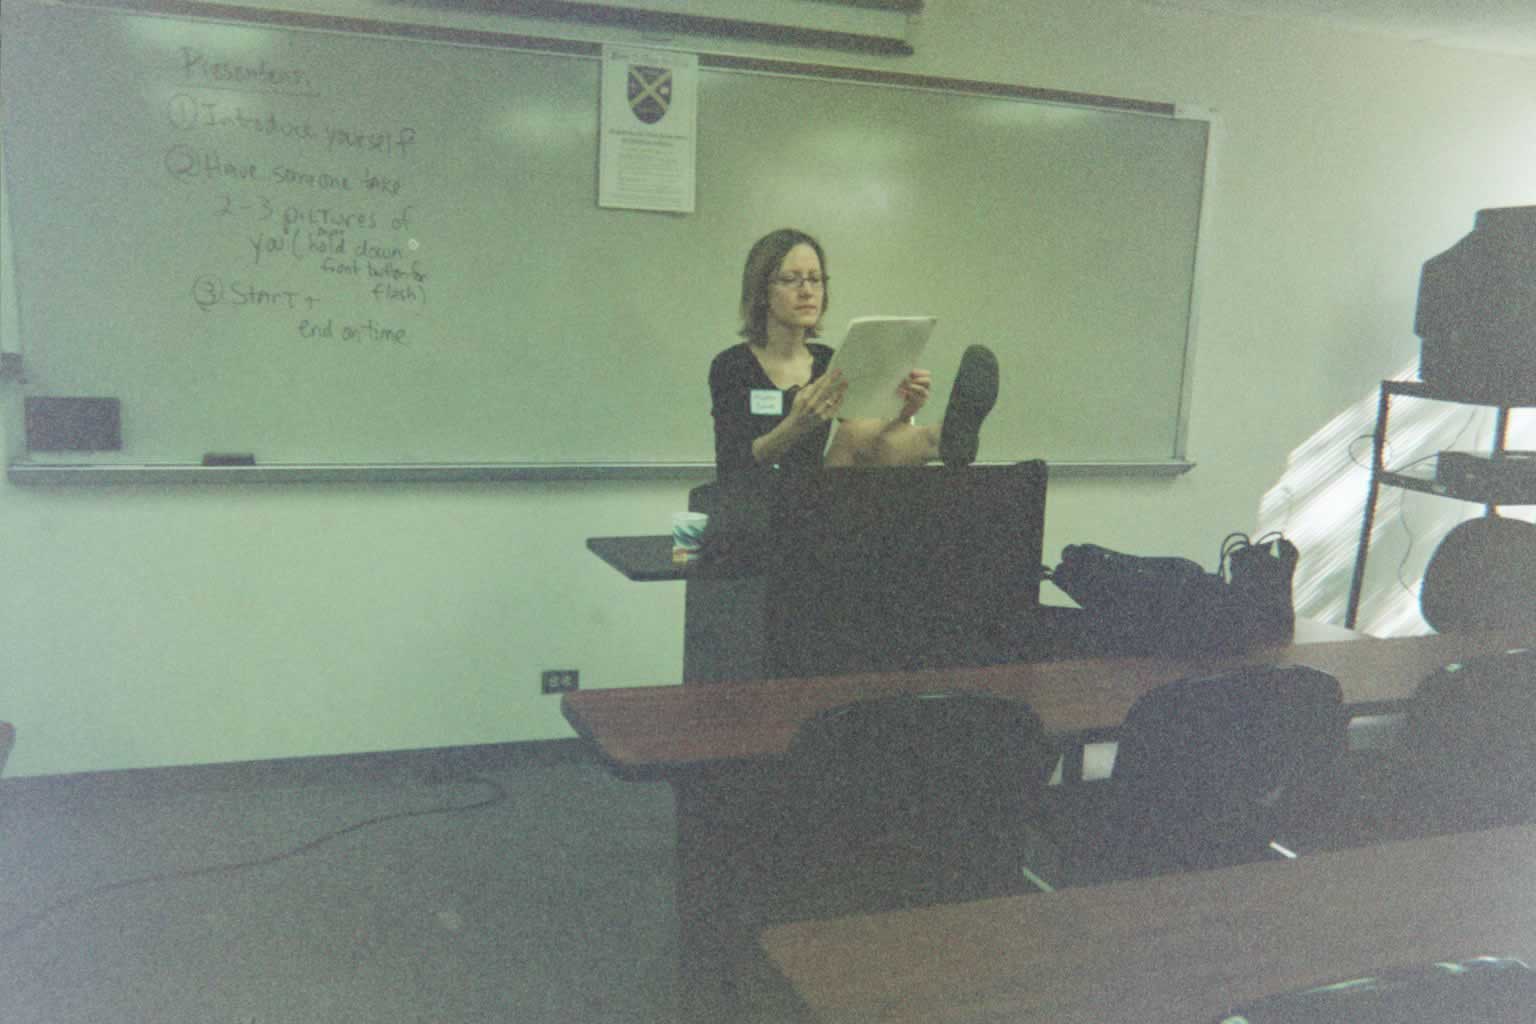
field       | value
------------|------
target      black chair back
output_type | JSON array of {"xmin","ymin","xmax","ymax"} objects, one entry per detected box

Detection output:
[
  {"xmin": 1108, "ymin": 663, "xmax": 1349, "ymax": 875},
  {"xmin": 774, "ymin": 691, "xmax": 1056, "ymax": 916},
  {"xmin": 1401, "ymin": 646, "xmax": 1536, "ymax": 834},
  {"xmin": 1420, "ymin": 516, "xmax": 1536, "ymax": 633}
]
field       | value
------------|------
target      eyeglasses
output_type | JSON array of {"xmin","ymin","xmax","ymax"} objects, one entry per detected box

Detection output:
[{"xmin": 772, "ymin": 273, "xmax": 828, "ymax": 290}]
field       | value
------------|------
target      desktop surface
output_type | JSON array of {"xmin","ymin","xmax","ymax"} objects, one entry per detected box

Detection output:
[
  {"xmin": 563, "ymin": 626, "xmax": 1529, "ymax": 1024},
  {"xmin": 561, "ymin": 629, "xmax": 1515, "ymax": 779},
  {"xmin": 761, "ymin": 823, "xmax": 1536, "ymax": 1024}
]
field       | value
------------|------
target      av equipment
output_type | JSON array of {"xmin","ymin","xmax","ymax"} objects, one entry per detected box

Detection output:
[
  {"xmin": 1436, "ymin": 450, "xmax": 1536, "ymax": 504},
  {"xmin": 1416, "ymin": 205, "xmax": 1536, "ymax": 397}
]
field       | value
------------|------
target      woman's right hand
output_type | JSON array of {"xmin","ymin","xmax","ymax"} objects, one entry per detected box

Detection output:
[{"xmin": 786, "ymin": 369, "xmax": 846, "ymax": 436}]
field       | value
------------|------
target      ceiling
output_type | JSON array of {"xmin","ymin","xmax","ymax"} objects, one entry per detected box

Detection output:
[{"xmin": 1138, "ymin": 0, "xmax": 1536, "ymax": 58}]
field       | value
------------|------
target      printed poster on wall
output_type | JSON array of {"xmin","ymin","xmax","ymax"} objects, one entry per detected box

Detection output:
[{"xmin": 598, "ymin": 45, "xmax": 698, "ymax": 213}]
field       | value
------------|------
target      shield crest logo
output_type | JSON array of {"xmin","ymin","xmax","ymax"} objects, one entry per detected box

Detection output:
[{"xmin": 627, "ymin": 65, "xmax": 673, "ymax": 125}]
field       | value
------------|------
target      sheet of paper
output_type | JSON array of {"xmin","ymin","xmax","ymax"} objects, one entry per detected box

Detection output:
[{"xmin": 824, "ymin": 316, "xmax": 937, "ymax": 421}]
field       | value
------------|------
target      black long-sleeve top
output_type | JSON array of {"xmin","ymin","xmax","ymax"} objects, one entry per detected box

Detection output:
[{"xmin": 708, "ymin": 341, "xmax": 834, "ymax": 475}]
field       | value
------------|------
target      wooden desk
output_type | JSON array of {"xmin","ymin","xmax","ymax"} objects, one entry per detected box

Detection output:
[
  {"xmin": 762, "ymin": 823, "xmax": 1536, "ymax": 1024},
  {"xmin": 561, "ymin": 629, "xmax": 1516, "ymax": 780},
  {"xmin": 561, "ymin": 629, "xmax": 1530, "ymax": 1022}
]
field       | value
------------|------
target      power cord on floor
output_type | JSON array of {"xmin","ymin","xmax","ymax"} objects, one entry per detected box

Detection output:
[{"xmin": 0, "ymin": 773, "xmax": 508, "ymax": 944}]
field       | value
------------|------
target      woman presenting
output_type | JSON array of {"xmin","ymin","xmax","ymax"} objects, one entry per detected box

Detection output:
[{"xmin": 709, "ymin": 228, "xmax": 998, "ymax": 475}]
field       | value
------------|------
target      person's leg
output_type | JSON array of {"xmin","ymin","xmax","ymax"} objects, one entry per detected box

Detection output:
[
  {"xmin": 824, "ymin": 345, "xmax": 999, "ymax": 468},
  {"xmin": 824, "ymin": 418, "xmax": 938, "ymax": 467}
]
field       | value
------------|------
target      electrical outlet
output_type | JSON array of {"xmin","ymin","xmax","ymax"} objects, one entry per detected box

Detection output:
[{"xmin": 541, "ymin": 669, "xmax": 579, "ymax": 694}]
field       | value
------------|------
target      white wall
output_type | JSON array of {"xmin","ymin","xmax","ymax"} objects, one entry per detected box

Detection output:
[{"xmin": 2, "ymin": 0, "xmax": 1533, "ymax": 777}]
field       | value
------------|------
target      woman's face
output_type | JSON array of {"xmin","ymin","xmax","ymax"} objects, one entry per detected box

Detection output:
[{"xmin": 765, "ymin": 243, "xmax": 826, "ymax": 336}]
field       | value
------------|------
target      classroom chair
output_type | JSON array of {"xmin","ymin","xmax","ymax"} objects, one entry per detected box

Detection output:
[
  {"xmin": 758, "ymin": 691, "xmax": 1060, "ymax": 923},
  {"xmin": 1038, "ymin": 664, "xmax": 1350, "ymax": 884},
  {"xmin": 1354, "ymin": 646, "xmax": 1536, "ymax": 841},
  {"xmin": 1419, "ymin": 516, "xmax": 1536, "ymax": 634}
]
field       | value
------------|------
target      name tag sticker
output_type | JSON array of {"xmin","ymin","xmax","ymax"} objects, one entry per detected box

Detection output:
[{"xmin": 750, "ymin": 389, "xmax": 783, "ymax": 416}]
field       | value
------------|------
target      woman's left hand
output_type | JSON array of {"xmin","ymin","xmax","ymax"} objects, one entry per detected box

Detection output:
[{"xmin": 897, "ymin": 369, "xmax": 932, "ymax": 421}]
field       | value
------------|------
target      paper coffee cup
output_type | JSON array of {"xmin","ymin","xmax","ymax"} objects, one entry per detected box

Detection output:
[{"xmin": 672, "ymin": 511, "xmax": 708, "ymax": 562}]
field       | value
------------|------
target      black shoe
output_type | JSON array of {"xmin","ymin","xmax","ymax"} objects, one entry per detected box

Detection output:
[{"xmin": 939, "ymin": 345, "xmax": 999, "ymax": 468}]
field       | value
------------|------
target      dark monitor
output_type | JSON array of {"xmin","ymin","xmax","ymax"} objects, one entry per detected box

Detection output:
[{"xmin": 1416, "ymin": 205, "xmax": 1536, "ymax": 397}]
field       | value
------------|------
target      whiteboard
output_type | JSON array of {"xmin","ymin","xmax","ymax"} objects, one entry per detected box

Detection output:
[{"xmin": 1, "ymin": 2, "xmax": 1209, "ymax": 470}]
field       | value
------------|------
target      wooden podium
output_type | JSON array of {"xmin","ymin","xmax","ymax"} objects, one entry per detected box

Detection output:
[{"xmin": 591, "ymin": 462, "xmax": 1055, "ymax": 683}]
